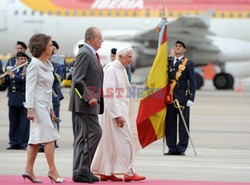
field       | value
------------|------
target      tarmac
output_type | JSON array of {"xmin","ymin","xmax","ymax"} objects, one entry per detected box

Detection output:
[{"xmin": 0, "ymin": 79, "xmax": 250, "ymax": 184}]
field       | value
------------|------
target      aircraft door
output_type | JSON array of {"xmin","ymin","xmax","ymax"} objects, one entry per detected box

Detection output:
[{"xmin": 0, "ymin": 0, "xmax": 8, "ymax": 30}]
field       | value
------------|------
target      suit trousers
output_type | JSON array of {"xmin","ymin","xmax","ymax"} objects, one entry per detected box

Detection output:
[
  {"xmin": 165, "ymin": 103, "xmax": 190, "ymax": 153},
  {"xmin": 73, "ymin": 112, "xmax": 102, "ymax": 176}
]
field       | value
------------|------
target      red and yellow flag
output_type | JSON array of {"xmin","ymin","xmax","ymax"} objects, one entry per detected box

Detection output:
[{"xmin": 136, "ymin": 18, "xmax": 170, "ymax": 148}]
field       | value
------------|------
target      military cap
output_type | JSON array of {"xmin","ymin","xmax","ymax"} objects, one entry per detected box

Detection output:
[
  {"xmin": 17, "ymin": 41, "xmax": 27, "ymax": 49},
  {"xmin": 175, "ymin": 40, "xmax": 186, "ymax": 49},
  {"xmin": 52, "ymin": 40, "xmax": 59, "ymax": 49},
  {"xmin": 111, "ymin": 48, "xmax": 117, "ymax": 55},
  {"xmin": 16, "ymin": 52, "xmax": 29, "ymax": 59}
]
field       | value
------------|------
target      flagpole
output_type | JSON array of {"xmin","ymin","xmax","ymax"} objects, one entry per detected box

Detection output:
[{"xmin": 161, "ymin": 0, "xmax": 167, "ymax": 155}]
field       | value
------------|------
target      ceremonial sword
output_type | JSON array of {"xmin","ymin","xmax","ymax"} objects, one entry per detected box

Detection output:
[{"xmin": 173, "ymin": 99, "xmax": 197, "ymax": 156}]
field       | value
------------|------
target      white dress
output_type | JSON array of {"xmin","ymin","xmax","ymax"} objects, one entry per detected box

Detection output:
[
  {"xmin": 91, "ymin": 60, "xmax": 135, "ymax": 175},
  {"xmin": 24, "ymin": 57, "xmax": 60, "ymax": 144}
]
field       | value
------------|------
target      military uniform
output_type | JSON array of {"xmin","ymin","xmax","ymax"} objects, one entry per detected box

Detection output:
[
  {"xmin": 165, "ymin": 56, "xmax": 196, "ymax": 155},
  {"xmin": 52, "ymin": 62, "xmax": 64, "ymax": 131},
  {"xmin": 0, "ymin": 60, "xmax": 6, "ymax": 90},
  {"xmin": 5, "ymin": 60, "xmax": 30, "ymax": 149}
]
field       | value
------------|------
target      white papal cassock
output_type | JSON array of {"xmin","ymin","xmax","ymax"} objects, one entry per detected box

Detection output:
[{"xmin": 91, "ymin": 59, "xmax": 136, "ymax": 175}]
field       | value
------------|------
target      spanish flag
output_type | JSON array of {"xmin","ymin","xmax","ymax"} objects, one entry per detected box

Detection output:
[{"xmin": 136, "ymin": 18, "xmax": 169, "ymax": 148}]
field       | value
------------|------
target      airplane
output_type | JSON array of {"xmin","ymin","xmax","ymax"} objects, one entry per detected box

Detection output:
[{"xmin": 1, "ymin": 0, "xmax": 250, "ymax": 90}]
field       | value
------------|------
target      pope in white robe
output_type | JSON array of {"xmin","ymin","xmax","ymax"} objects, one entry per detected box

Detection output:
[{"xmin": 91, "ymin": 48, "xmax": 146, "ymax": 182}]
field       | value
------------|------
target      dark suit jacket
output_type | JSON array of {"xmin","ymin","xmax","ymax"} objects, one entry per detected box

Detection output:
[
  {"xmin": 168, "ymin": 57, "xmax": 196, "ymax": 105},
  {"xmin": 69, "ymin": 45, "xmax": 104, "ymax": 115}
]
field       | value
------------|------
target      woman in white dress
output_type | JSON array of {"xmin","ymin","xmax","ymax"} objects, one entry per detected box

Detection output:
[{"xmin": 22, "ymin": 34, "xmax": 65, "ymax": 183}]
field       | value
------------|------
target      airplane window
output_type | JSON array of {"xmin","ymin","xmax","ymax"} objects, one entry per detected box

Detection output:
[
  {"xmin": 48, "ymin": 11, "xmax": 52, "ymax": 16},
  {"xmin": 230, "ymin": 12, "xmax": 233, "ymax": 17},
  {"xmin": 99, "ymin": 11, "xmax": 103, "ymax": 16},
  {"xmin": 73, "ymin": 11, "xmax": 77, "ymax": 16},
  {"xmin": 146, "ymin": 11, "xmax": 150, "ymax": 17},
  {"xmin": 82, "ymin": 11, "xmax": 85, "ymax": 16},
  {"xmin": 124, "ymin": 11, "xmax": 128, "ymax": 16},
  {"xmin": 169, "ymin": 12, "xmax": 173, "ymax": 17},
  {"xmin": 31, "ymin": 11, "xmax": 35, "ymax": 16},
  {"xmin": 23, "ymin": 10, "xmax": 27, "ymax": 15},
  {"xmin": 107, "ymin": 11, "xmax": 112, "ymax": 16},
  {"xmin": 178, "ymin": 12, "xmax": 182, "ymax": 16},
  {"xmin": 65, "ymin": 11, "xmax": 69, "ymax": 16},
  {"xmin": 133, "ymin": 11, "xmax": 137, "ymax": 17},
  {"xmin": 40, "ymin": 11, "xmax": 44, "ymax": 16},
  {"xmin": 248, "ymin": 13, "xmax": 250, "ymax": 18},
  {"xmin": 221, "ymin": 12, "xmax": 224, "ymax": 17},
  {"xmin": 56, "ymin": 11, "xmax": 60, "ymax": 16},
  {"xmin": 90, "ymin": 11, "xmax": 94, "ymax": 16},
  {"xmin": 116, "ymin": 11, "xmax": 120, "ymax": 16},
  {"xmin": 212, "ymin": 12, "xmax": 216, "ymax": 17},
  {"xmin": 14, "ymin": 10, "xmax": 18, "ymax": 15},
  {"xmin": 238, "ymin": 12, "xmax": 242, "ymax": 17}
]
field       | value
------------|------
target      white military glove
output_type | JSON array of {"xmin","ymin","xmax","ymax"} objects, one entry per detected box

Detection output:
[{"xmin": 186, "ymin": 100, "xmax": 194, "ymax": 107}]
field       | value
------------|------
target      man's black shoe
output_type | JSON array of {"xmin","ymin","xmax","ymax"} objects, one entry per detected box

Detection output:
[
  {"xmin": 73, "ymin": 173, "xmax": 99, "ymax": 183},
  {"xmin": 177, "ymin": 151, "xmax": 186, "ymax": 156},
  {"xmin": 6, "ymin": 145, "xmax": 20, "ymax": 150},
  {"xmin": 164, "ymin": 151, "xmax": 177, "ymax": 155}
]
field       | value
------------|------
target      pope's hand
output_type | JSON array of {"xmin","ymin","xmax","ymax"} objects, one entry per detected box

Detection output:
[{"xmin": 186, "ymin": 100, "xmax": 194, "ymax": 107}]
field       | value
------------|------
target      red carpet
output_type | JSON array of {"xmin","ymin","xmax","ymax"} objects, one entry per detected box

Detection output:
[{"xmin": 0, "ymin": 175, "xmax": 249, "ymax": 185}]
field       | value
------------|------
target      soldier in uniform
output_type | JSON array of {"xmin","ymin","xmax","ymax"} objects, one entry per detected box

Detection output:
[
  {"xmin": 165, "ymin": 40, "xmax": 196, "ymax": 156},
  {"xmin": 4, "ymin": 52, "xmax": 30, "ymax": 150},
  {"xmin": 0, "ymin": 60, "xmax": 5, "ymax": 90},
  {"xmin": 51, "ymin": 40, "xmax": 67, "ymax": 79},
  {"xmin": 5, "ymin": 41, "xmax": 30, "ymax": 71},
  {"xmin": 51, "ymin": 54, "xmax": 64, "ymax": 148}
]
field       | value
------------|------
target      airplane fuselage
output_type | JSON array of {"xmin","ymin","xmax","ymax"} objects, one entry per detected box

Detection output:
[{"xmin": 1, "ymin": 0, "xmax": 250, "ymax": 57}]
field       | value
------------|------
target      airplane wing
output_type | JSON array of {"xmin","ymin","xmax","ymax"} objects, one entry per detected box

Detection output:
[{"xmin": 129, "ymin": 14, "xmax": 221, "ymax": 69}]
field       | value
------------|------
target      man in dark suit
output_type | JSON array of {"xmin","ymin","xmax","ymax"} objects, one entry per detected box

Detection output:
[
  {"xmin": 69, "ymin": 27, "xmax": 104, "ymax": 183},
  {"xmin": 165, "ymin": 40, "xmax": 196, "ymax": 156}
]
